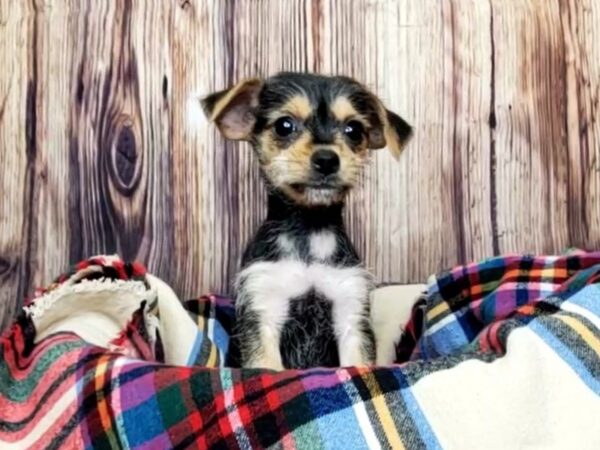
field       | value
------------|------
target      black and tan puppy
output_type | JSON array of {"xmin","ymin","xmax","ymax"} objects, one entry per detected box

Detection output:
[{"xmin": 202, "ymin": 72, "xmax": 412, "ymax": 369}]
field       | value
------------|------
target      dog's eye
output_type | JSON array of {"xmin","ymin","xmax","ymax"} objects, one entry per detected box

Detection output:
[
  {"xmin": 343, "ymin": 120, "xmax": 364, "ymax": 142},
  {"xmin": 273, "ymin": 116, "xmax": 297, "ymax": 137}
]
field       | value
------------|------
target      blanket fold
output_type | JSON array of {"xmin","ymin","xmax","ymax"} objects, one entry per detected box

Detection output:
[{"xmin": 1, "ymin": 252, "xmax": 599, "ymax": 449}]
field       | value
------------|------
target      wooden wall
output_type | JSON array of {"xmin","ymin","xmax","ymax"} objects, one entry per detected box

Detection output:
[{"xmin": 1, "ymin": 0, "xmax": 599, "ymax": 330}]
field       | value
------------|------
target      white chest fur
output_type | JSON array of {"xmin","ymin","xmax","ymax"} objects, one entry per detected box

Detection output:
[
  {"xmin": 309, "ymin": 231, "xmax": 337, "ymax": 261},
  {"xmin": 236, "ymin": 231, "xmax": 373, "ymax": 368},
  {"xmin": 236, "ymin": 259, "xmax": 372, "ymax": 315}
]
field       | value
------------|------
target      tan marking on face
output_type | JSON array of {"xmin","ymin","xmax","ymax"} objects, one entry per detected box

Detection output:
[
  {"xmin": 330, "ymin": 96, "xmax": 369, "ymax": 125},
  {"xmin": 261, "ymin": 131, "xmax": 313, "ymax": 186},
  {"xmin": 331, "ymin": 96, "xmax": 358, "ymax": 122},
  {"xmin": 285, "ymin": 133, "xmax": 314, "ymax": 166},
  {"xmin": 335, "ymin": 135, "xmax": 370, "ymax": 188},
  {"xmin": 267, "ymin": 95, "xmax": 313, "ymax": 122},
  {"xmin": 256, "ymin": 132, "xmax": 280, "ymax": 165}
]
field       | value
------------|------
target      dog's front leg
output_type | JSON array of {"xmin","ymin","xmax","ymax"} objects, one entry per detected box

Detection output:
[
  {"xmin": 326, "ymin": 269, "xmax": 376, "ymax": 367},
  {"xmin": 333, "ymin": 304, "xmax": 375, "ymax": 367},
  {"xmin": 235, "ymin": 294, "xmax": 287, "ymax": 370},
  {"xmin": 235, "ymin": 262, "xmax": 301, "ymax": 370}
]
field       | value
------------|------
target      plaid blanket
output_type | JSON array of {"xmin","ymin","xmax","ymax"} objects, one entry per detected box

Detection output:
[{"xmin": 1, "ymin": 253, "xmax": 600, "ymax": 449}]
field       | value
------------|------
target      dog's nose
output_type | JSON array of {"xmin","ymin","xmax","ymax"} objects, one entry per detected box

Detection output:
[{"xmin": 311, "ymin": 149, "xmax": 340, "ymax": 175}]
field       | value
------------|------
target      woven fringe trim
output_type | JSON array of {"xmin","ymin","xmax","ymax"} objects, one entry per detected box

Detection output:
[{"xmin": 23, "ymin": 278, "xmax": 151, "ymax": 319}]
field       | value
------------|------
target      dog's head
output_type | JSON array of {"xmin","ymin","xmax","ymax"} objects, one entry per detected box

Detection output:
[{"xmin": 201, "ymin": 72, "xmax": 412, "ymax": 206}]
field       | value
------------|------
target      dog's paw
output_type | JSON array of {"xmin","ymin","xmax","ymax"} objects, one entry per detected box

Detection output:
[
  {"xmin": 339, "ymin": 346, "xmax": 372, "ymax": 367},
  {"xmin": 245, "ymin": 356, "xmax": 285, "ymax": 371}
]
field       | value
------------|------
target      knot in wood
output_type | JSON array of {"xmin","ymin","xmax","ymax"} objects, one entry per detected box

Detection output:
[
  {"xmin": 0, "ymin": 257, "xmax": 11, "ymax": 276},
  {"xmin": 108, "ymin": 116, "xmax": 142, "ymax": 196}
]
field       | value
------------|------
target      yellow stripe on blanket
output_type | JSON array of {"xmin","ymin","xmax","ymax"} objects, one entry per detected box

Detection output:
[
  {"xmin": 557, "ymin": 315, "xmax": 600, "ymax": 357},
  {"xmin": 196, "ymin": 310, "xmax": 219, "ymax": 367},
  {"xmin": 95, "ymin": 355, "xmax": 120, "ymax": 449},
  {"xmin": 362, "ymin": 371, "xmax": 406, "ymax": 450},
  {"xmin": 427, "ymin": 301, "xmax": 449, "ymax": 321},
  {"xmin": 197, "ymin": 306, "xmax": 206, "ymax": 333},
  {"xmin": 207, "ymin": 341, "xmax": 218, "ymax": 367}
]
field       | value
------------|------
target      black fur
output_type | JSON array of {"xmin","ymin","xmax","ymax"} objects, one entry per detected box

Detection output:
[
  {"xmin": 386, "ymin": 110, "xmax": 413, "ymax": 144},
  {"xmin": 241, "ymin": 191, "xmax": 361, "ymax": 267},
  {"xmin": 280, "ymin": 289, "xmax": 339, "ymax": 368},
  {"xmin": 226, "ymin": 294, "xmax": 260, "ymax": 368}
]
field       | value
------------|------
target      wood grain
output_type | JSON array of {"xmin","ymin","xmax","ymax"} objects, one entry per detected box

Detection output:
[
  {"xmin": 0, "ymin": 1, "xmax": 32, "ymax": 330},
  {"xmin": 492, "ymin": 0, "xmax": 570, "ymax": 253},
  {"xmin": 561, "ymin": 0, "xmax": 600, "ymax": 250},
  {"xmin": 1, "ymin": 0, "xmax": 599, "ymax": 329}
]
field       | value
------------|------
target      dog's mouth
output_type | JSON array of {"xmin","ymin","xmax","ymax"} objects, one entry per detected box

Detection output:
[
  {"xmin": 289, "ymin": 180, "xmax": 352, "ymax": 194},
  {"xmin": 289, "ymin": 182, "xmax": 339, "ymax": 194},
  {"xmin": 286, "ymin": 182, "xmax": 351, "ymax": 206}
]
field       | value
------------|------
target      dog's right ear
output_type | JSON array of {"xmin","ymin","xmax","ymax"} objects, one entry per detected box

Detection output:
[{"xmin": 201, "ymin": 78, "xmax": 263, "ymax": 140}]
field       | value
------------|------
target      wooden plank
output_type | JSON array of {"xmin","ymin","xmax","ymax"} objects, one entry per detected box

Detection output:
[
  {"xmin": 561, "ymin": 0, "xmax": 600, "ymax": 249},
  {"xmin": 492, "ymin": 0, "xmax": 570, "ymax": 253},
  {"xmin": 171, "ymin": 0, "xmax": 231, "ymax": 296},
  {"xmin": 38, "ymin": 1, "xmax": 174, "ymax": 286},
  {"xmin": 444, "ymin": 0, "xmax": 495, "ymax": 263},
  {"xmin": 0, "ymin": 0, "xmax": 32, "ymax": 330},
  {"xmin": 26, "ymin": 1, "xmax": 79, "ymax": 292},
  {"xmin": 104, "ymin": 0, "xmax": 174, "ymax": 279}
]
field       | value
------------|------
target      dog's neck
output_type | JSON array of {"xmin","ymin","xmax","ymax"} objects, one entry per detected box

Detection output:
[
  {"xmin": 266, "ymin": 190, "xmax": 345, "ymax": 230},
  {"xmin": 239, "ymin": 187, "xmax": 359, "ymax": 267}
]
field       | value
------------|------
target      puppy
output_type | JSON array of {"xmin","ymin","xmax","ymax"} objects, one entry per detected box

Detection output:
[{"xmin": 202, "ymin": 72, "xmax": 412, "ymax": 370}]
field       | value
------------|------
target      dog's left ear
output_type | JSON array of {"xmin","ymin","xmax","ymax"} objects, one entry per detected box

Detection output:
[
  {"xmin": 367, "ymin": 106, "xmax": 413, "ymax": 158},
  {"xmin": 201, "ymin": 78, "xmax": 263, "ymax": 140}
]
